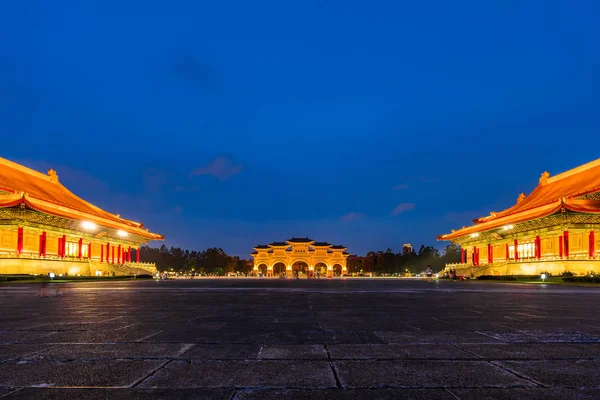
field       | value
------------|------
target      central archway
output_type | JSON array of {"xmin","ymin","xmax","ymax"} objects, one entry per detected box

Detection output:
[
  {"xmin": 292, "ymin": 260, "xmax": 309, "ymax": 277},
  {"xmin": 314, "ymin": 262, "xmax": 328, "ymax": 277},
  {"xmin": 272, "ymin": 262, "xmax": 287, "ymax": 276},
  {"xmin": 256, "ymin": 263, "xmax": 268, "ymax": 276}
]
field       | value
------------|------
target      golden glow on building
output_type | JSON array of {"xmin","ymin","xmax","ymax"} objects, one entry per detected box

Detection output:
[
  {"xmin": 251, "ymin": 238, "xmax": 349, "ymax": 277},
  {"xmin": 0, "ymin": 156, "xmax": 163, "ymax": 276},
  {"xmin": 439, "ymin": 157, "xmax": 600, "ymax": 277}
]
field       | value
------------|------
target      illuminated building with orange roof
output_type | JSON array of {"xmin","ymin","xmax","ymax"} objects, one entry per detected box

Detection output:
[
  {"xmin": 251, "ymin": 238, "xmax": 349, "ymax": 277},
  {"xmin": 439, "ymin": 158, "xmax": 600, "ymax": 277},
  {"xmin": 0, "ymin": 157, "xmax": 163, "ymax": 276}
]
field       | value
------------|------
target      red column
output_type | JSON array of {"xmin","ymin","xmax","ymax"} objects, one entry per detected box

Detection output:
[
  {"xmin": 78, "ymin": 238, "xmax": 83, "ymax": 259},
  {"xmin": 58, "ymin": 237, "xmax": 62, "ymax": 257},
  {"xmin": 17, "ymin": 227, "xmax": 23, "ymax": 255},
  {"xmin": 505, "ymin": 243, "xmax": 509, "ymax": 260},
  {"xmin": 472, "ymin": 246, "xmax": 477, "ymax": 266},
  {"xmin": 461, "ymin": 248, "xmax": 465, "ymax": 264},
  {"xmin": 514, "ymin": 239, "xmax": 519, "ymax": 261},
  {"xmin": 117, "ymin": 245, "xmax": 121, "ymax": 263},
  {"xmin": 535, "ymin": 235, "xmax": 541, "ymax": 259},
  {"xmin": 564, "ymin": 231, "xmax": 569, "ymax": 258},
  {"xmin": 136, "ymin": 248, "xmax": 140, "ymax": 263},
  {"xmin": 559, "ymin": 235, "xmax": 563, "ymax": 258},
  {"xmin": 488, "ymin": 244, "xmax": 493, "ymax": 264},
  {"xmin": 127, "ymin": 247, "xmax": 131, "ymax": 262},
  {"xmin": 88, "ymin": 243, "xmax": 92, "ymax": 259},
  {"xmin": 62, "ymin": 235, "xmax": 66, "ymax": 257},
  {"xmin": 111, "ymin": 246, "xmax": 115, "ymax": 263},
  {"xmin": 100, "ymin": 244, "xmax": 104, "ymax": 262},
  {"xmin": 590, "ymin": 231, "xmax": 595, "ymax": 258},
  {"xmin": 42, "ymin": 232, "xmax": 47, "ymax": 257},
  {"xmin": 38, "ymin": 235, "xmax": 43, "ymax": 257}
]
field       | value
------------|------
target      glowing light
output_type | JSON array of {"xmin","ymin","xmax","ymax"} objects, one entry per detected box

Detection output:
[
  {"xmin": 502, "ymin": 225, "xmax": 514, "ymax": 231},
  {"xmin": 117, "ymin": 230, "xmax": 128, "ymax": 237},
  {"xmin": 470, "ymin": 233, "xmax": 479, "ymax": 238},
  {"xmin": 541, "ymin": 273, "xmax": 547, "ymax": 281},
  {"xmin": 81, "ymin": 221, "xmax": 97, "ymax": 230}
]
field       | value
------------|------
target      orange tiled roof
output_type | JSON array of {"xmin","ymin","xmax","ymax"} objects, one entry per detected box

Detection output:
[
  {"xmin": 0, "ymin": 157, "xmax": 163, "ymax": 240},
  {"xmin": 439, "ymin": 158, "xmax": 600, "ymax": 240}
]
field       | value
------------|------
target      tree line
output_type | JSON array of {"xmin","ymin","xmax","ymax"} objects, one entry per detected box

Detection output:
[
  {"xmin": 140, "ymin": 244, "xmax": 461, "ymax": 275},
  {"xmin": 347, "ymin": 244, "xmax": 461, "ymax": 275}
]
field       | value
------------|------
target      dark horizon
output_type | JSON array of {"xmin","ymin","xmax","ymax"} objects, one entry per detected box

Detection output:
[{"xmin": 2, "ymin": 1, "xmax": 600, "ymax": 256}]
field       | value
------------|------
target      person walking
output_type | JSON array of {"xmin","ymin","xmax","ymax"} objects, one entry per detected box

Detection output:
[{"xmin": 425, "ymin": 265, "xmax": 434, "ymax": 283}]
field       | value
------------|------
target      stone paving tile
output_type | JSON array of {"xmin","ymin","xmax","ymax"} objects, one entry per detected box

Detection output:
[
  {"xmin": 0, "ymin": 344, "xmax": 61, "ymax": 360},
  {"xmin": 458, "ymin": 343, "xmax": 600, "ymax": 360},
  {"xmin": 147, "ymin": 330, "xmax": 269, "ymax": 344},
  {"xmin": 333, "ymin": 360, "xmax": 535, "ymax": 388},
  {"xmin": 21, "ymin": 343, "xmax": 194, "ymax": 360},
  {"xmin": 181, "ymin": 344, "xmax": 261, "ymax": 359},
  {"xmin": 33, "ymin": 326, "xmax": 162, "ymax": 343},
  {"xmin": 478, "ymin": 331, "xmax": 600, "ymax": 343},
  {"xmin": 2, "ymin": 388, "xmax": 234, "ymax": 399},
  {"xmin": 233, "ymin": 388, "xmax": 455, "ymax": 399},
  {"xmin": 322, "ymin": 330, "xmax": 386, "ymax": 344},
  {"xmin": 139, "ymin": 360, "xmax": 336, "ymax": 389},
  {"xmin": 258, "ymin": 345, "xmax": 328, "ymax": 359},
  {"xmin": 374, "ymin": 331, "xmax": 503, "ymax": 344},
  {"xmin": 327, "ymin": 344, "xmax": 475, "ymax": 360},
  {"xmin": 22, "ymin": 322, "xmax": 135, "ymax": 331},
  {"xmin": 0, "ymin": 331, "xmax": 57, "ymax": 344},
  {"xmin": 449, "ymin": 387, "xmax": 600, "ymax": 400},
  {"xmin": 496, "ymin": 359, "xmax": 600, "ymax": 388},
  {"xmin": 0, "ymin": 359, "xmax": 164, "ymax": 387},
  {"xmin": 265, "ymin": 329, "xmax": 325, "ymax": 345}
]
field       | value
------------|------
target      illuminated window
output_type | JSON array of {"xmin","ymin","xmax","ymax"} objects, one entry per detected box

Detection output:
[
  {"xmin": 65, "ymin": 242, "xmax": 88, "ymax": 258},
  {"xmin": 509, "ymin": 242, "xmax": 535, "ymax": 259}
]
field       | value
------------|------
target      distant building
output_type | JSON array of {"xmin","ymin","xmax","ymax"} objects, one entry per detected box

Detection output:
[
  {"xmin": 251, "ymin": 237, "xmax": 349, "ymax": 277},
  {"xmin": 0, "ymin": 157, "xmax": 163, "ymax": 276},
  {"xmin": 402, "ymin": 244, "xmax": 413, "ymax": 256},
  {"xmin": 439, "ymin": 158, "xmax": 600, "ymax": 277}
]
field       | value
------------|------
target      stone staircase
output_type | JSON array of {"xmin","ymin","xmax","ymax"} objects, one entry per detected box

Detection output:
[{"xmin": 90, "ymin": 261, "xmax": 157, "ymax": 277}]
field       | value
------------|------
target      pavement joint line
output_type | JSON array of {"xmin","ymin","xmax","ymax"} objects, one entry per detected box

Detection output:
[
  {"xmin": 444, "ymin": 387, "xmax": 461, "ymax": 399},
  {"xmin": 228, "ymin": 388, "xmax": 238, "ymax": 400},
  {"xmin": 0, "ymin": 388, "xmax": 23, "ymax": 398},
  {"xmin": 487, "ymin": 360, "xmax": 547, "ymax": 388},
  {"xmin": 473, "ymin": 331, "xmax": 507, "ymax": 342},
  {"xmin": 135, "ymin": 330, "xmax": 163, "ymax": 342},
  {"xmin": 452, "ymin": 343, "xmax": 546, "ymax": 388},
  {"xmin": 114, "ymin": 322, "xmax": 141, "ymax": 331},
  {"xmin": 130, "ymin": 358, "xmax": 174, "ymax": 388}
]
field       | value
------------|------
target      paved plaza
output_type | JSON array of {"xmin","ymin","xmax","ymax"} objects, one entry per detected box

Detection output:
[{"xmin": 1, "ymin": 279, "xmax": 600, "ymax": 399}]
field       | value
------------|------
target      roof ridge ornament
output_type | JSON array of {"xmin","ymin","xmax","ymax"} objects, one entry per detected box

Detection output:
[
  {"xmin": 539, "ymin": 171, "xmax": 550, "ymax": 185},
  {"xmin": 517, "ymin": 193, "xmax": 527, "ymax": 203},
  {"xmin": 47, "ymin": 169, "xmax": 59, "ymax": 183}
]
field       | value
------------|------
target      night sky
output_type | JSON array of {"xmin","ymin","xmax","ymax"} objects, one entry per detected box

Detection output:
[{"xmin": 2, "ymin": 1, "xmax": 600, "ymax": 256}]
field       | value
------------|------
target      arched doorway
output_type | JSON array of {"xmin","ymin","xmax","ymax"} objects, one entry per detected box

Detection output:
[
  {"xmin": 333, "ymin": 264, "xmax": 343, "ymax": 277},
  {"xmin": 273, "ymin": 262, "xmax": 287, "ymax": 276},
  {"xmin": 314, "ymin": 262, "xmax": 328, "ymax": 278},
  {"xmin": 292, "ymin": 261, "xmax": 309, "ymax": 277},
  {"xmin": 257, "ymin": 264, "xmax": 268, "ymax": 276}
]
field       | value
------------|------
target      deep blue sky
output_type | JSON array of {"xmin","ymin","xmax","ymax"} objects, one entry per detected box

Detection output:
[{"xmin": 2, "ymin": 1, "xmax": 600, "ymax": 256}]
